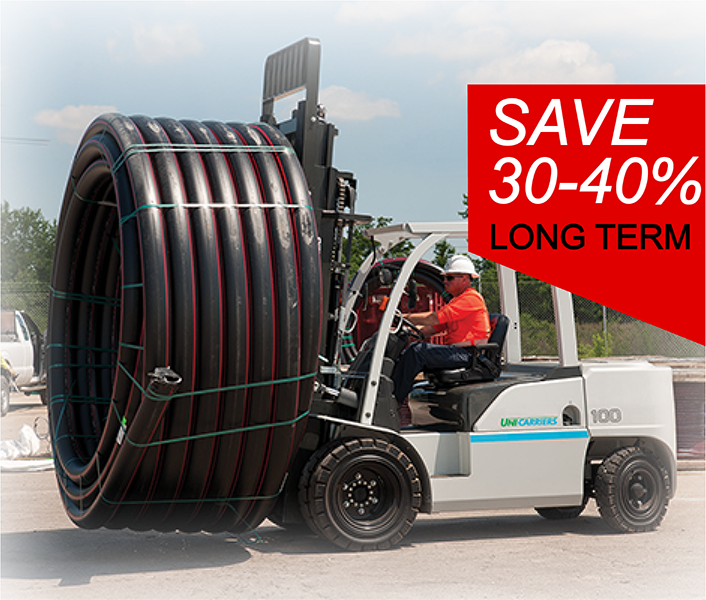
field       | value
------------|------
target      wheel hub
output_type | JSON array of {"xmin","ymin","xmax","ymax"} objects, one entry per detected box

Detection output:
[
  {"xmin": 626, "ymin": 470, "xmax": 655, "ymax": 514},
  {"xmin": 341, "ymin": 472, "xmax": 380, "ymax": 517},
  {"xmin": 630, "ymin": 481, "xmax": 647, "ymax": 502}
]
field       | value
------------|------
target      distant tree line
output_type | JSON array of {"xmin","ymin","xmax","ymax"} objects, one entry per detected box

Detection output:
[{"xmin": 1, "ymin": 201, "xmax": 57, "ymax": 284}]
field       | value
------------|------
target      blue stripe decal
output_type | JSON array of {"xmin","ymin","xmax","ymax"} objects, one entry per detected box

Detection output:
[{"xmin": 471, "ymin": 430, "xmax": 590, "ymax": 443}]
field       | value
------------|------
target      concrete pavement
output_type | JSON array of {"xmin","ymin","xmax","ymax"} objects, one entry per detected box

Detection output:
[{"xmin": 2, "ymin": 393, "xmax": 704, "ymax": 600}]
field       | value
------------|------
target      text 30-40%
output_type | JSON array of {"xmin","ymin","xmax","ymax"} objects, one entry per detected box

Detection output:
[{"xmin": 490, "ymin": 156, "xmax": 701, "ymax": 205}]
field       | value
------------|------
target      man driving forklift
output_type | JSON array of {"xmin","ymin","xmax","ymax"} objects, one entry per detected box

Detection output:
[{"xmin": 392, "ymin": 255, "xmax": 490, "ymax": 425}]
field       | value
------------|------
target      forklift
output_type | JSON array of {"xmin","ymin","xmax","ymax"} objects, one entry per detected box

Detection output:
[{"xmin": 263, "ymin": 38, "xmax": 675, "ymax": 551}]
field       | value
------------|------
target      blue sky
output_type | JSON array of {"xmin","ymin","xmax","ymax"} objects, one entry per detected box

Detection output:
[{"xmin": 1, "ymin": 0, "xmax": 704, "ymax": 256}]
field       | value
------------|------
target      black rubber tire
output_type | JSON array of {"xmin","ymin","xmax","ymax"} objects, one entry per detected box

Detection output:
[
  {"xmin": 299, "ymin": 438, "xmax": 422, "ymax": 551},
  {"xmin": 594, "ymin": 446, "xmax": 670, "ymax": 533},
  {"xmin": 1, "ymin": 376, "xmax": 10, "ymax": 417}
]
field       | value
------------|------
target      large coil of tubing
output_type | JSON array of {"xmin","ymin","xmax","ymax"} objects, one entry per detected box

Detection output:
[{"xmin": 47, "ymin": 114, "xmax": 321, "ymax": 534}]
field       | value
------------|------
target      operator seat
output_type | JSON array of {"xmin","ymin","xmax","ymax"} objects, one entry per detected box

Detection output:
[{"xmin": 425, "ymin": 313, "xmax": 509, "ymax": 386}]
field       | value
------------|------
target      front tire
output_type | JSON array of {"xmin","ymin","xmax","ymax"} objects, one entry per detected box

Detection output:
[
  {"xmin": 299, "ymin": 438, "xmax": 422, "ymax": 551},
  {"xmin": 595, "ymin": 446, "xmax": 670, "ymax": 533}
]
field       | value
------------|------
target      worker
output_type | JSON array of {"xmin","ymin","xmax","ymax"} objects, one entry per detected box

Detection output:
[{"xmin": 391, "ymin": 255, "xmax": 490, "ymax": 425}]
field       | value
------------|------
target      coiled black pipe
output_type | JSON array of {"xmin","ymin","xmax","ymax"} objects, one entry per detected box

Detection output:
[{"xmin": 48, "ymin": 114, "xmax": 321, "ymax": 533}]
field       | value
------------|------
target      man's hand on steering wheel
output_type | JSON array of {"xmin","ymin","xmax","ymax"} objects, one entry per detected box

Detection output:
[{"xmin": 399, "ymin": 314, "xmax": 425, "ymax": 340}]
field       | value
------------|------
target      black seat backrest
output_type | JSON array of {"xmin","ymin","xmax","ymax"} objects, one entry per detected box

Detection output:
[{"xmin": 488, "ymin": 313, "xmax": 509, "ymax": 349}]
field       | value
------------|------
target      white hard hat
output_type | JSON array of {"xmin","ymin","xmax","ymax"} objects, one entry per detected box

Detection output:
[{"xmin": 443, "ymin": 255, "xmax": 479, "ymax": 278}]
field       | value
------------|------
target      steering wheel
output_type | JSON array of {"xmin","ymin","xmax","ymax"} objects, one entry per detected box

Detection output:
[{"xmin": 392, "ymin": 310, "xmax": 424, "ymax": 340}]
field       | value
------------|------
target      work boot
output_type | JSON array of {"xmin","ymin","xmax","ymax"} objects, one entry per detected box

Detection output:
[{"xmin": 398, "ymin": 398, "xmax": 412, "ymax": 428}]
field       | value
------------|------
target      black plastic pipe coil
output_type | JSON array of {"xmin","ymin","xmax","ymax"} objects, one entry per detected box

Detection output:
[{"xmin": 48, "ymin": 114, "xmax": 321, "ymax": 533}]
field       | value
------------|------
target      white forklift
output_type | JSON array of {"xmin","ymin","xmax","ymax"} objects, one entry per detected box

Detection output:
[
  {"xmin": 272, "ymin": 221, "xmax": 676, "ymax": 551},
  {"xmin": 263, "ymin": 39, "xmax": 676, "ymax": 551}
]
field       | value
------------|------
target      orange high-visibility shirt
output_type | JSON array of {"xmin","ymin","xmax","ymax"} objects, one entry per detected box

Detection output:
[{"xmin": 435, "ymin": 287, "xmax": 490, "ymax": 345}]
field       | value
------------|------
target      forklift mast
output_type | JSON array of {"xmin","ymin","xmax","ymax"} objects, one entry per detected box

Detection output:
[{"xmin": 260, "ymin": 37, "xmax": 369, "ymax": 365}]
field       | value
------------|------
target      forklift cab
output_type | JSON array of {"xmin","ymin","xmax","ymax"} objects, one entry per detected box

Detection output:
[{"xmin": 333, "ymin": 221, "xmax": 581, "ymax": 432}]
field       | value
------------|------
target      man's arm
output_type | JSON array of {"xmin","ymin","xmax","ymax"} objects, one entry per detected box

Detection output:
[
  {"xmin": 400, "ymin": 312, "xmax": 440, "ymax": 341},
  {"xmin": 404, "ymin": 311, "xmax": 440, "ymax": 327}
]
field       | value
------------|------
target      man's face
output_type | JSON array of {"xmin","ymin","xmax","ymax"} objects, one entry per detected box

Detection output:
[{"xmin": 443, "ymin": 273, "xmax": 469, "ymax": 297}]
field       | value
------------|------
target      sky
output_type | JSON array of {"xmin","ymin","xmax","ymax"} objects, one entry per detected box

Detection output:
[{"xmin": 1, "ymin": 0, "xmax": 704, "ymax": 257}]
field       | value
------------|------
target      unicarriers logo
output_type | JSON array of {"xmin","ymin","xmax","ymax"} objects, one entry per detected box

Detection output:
[{"xmin": 501, "ymin": 416, "xmax": 558, "ymax": 427}]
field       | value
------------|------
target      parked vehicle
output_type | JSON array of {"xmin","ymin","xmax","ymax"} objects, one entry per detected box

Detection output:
[{"xmin": 1, "ymin": 309, "xmax": 47, "ymax": 415}]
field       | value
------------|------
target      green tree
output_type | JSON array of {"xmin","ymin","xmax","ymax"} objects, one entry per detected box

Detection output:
[
  {"xmin": 1, "ymin": 201, "xmax": 57, "ymax": 283},
  {"xmin": 432, "ymin": 239, "xmax": 456, "ymax": 269},
  {"xmin": 579, "ymin": 331, "xmax": 613, "ymax": 358}
]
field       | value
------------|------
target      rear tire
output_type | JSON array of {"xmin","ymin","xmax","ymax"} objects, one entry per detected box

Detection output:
[
  {"xmin": 595, "ymin": 446, "xmax": 670, "ymax": 533},
  {"xmin": 299, "ymin": 438, "xmax": 422, "ymax": 551}
]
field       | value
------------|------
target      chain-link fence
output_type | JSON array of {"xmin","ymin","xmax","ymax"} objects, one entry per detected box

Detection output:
[
  {"xmin": 479, "ymin": 276, "xmax": 704, "ymax": 359},
  {"xmin": 1, "ymin": 282, "xmax": 51, "ymax": 332},
  {"xmin": 4, "ymin": 278, "xmax": 703, "ymax": 359},
  {"xmin": 4, "ymin": 276, "xmax": 703, "ymax": 460}
]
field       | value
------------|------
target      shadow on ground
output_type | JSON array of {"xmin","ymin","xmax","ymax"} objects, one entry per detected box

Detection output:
[
  {"xmin": 0, "ymin": 506, "xmax": 634, "ymax": 585},
  {"xmin": 1, "ymin": 527, "xmax": 252, "ymax": 586},
  {"xmin": 251, "ymin": 508, "xmax": 619, "ymax": 555}
]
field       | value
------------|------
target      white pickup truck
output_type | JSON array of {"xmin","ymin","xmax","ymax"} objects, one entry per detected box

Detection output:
[{"xmin": 1, "ymin": 309, "xmax": 47, "ymax": 416}]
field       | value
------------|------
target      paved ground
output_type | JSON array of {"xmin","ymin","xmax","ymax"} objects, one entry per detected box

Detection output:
[{"xmin": 2, "ymin": 393, "xmax": 704, "ymax": 600}]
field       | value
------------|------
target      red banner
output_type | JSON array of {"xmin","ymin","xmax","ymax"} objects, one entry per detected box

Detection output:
[{"xmin": 468, "ymin": 84, "xmax": 705, "ymax": 345}]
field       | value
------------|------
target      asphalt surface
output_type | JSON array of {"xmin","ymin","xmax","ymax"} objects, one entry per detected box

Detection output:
[{"xmin": 2, "ymin": 393, "xmax": 704, "ymax": 600}]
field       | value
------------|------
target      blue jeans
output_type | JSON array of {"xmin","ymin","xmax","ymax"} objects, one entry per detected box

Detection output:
[{"xmin": 391, "ymin": 342, "xmax": 473, "ymax": 402}]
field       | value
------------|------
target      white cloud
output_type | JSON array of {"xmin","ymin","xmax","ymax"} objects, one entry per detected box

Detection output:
[
  {"xmin": 501, "ymin": 2, "xmax": 704, "ymax": 42},
  {"xmin": 378, "ymin": 2, "xmax": 701, "ymax": 80},
  {"xmin": 320, "ymin": 86, "xmax": 401, "ymax": 121},
  {"xmin": 388, "ymin": 25, "xmax": 510, "ymax": 62},
  {"xmin": 34, "ymin": 105, "xmax": 117, "ymax": 145},
  {"xmin": 382, "ymin": 2, "xmax": 702, "ymax": 51},
  {"xmin": 466, "ymin": 40, "xmax": 616, "ymax": 83},
  {"xmin": 385, "ymin": 2, "xmax": 510, "ymax": 61},
  {"xmin": 132, "ymin": 23, "xmax": 203, "ymax": 64},
  {"xmin": 336, "ymin": 1, "xmax": 433, "ymax": 23}
]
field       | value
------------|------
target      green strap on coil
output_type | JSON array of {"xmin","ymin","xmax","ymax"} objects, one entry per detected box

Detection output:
[{"xmin": 110, "ymin": 142, "xmax": 295, "ymax": 174}]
